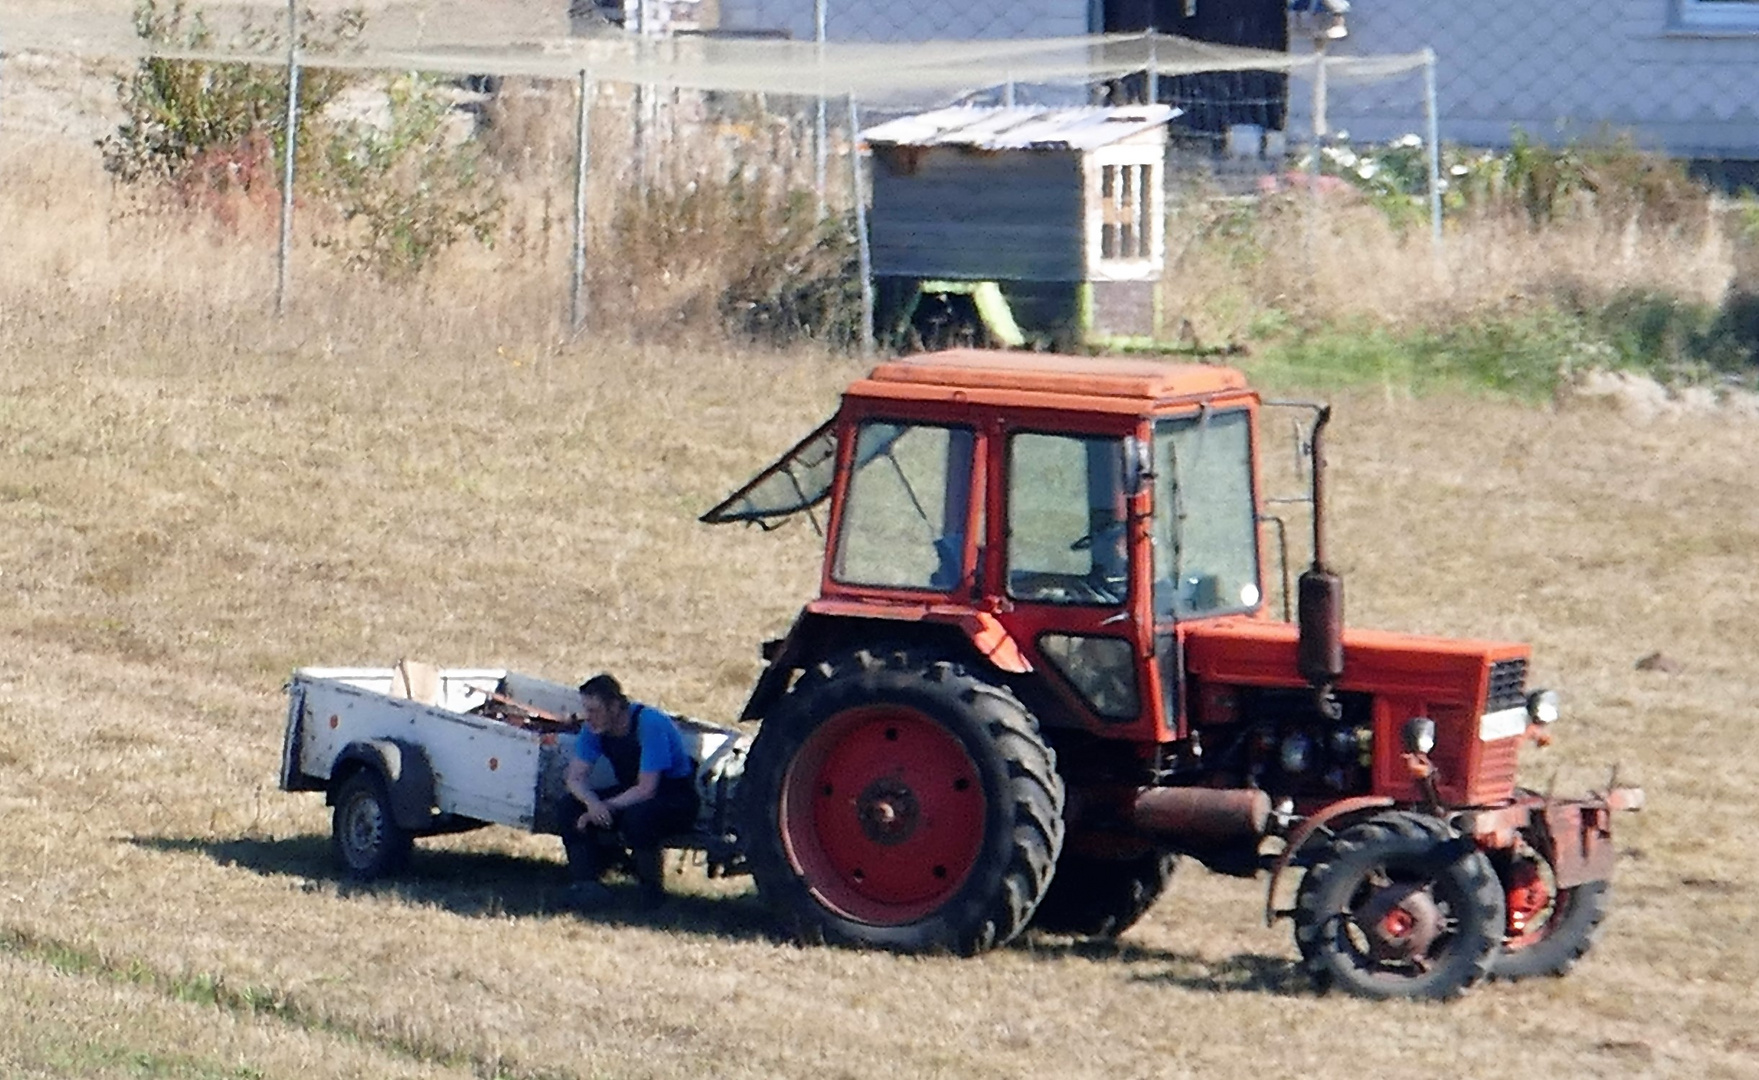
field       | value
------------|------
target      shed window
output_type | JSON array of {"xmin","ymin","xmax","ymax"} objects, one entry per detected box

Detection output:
[{"xmin": 1101, "ymin": 163, "xmax": 1151, "ymax": 261}]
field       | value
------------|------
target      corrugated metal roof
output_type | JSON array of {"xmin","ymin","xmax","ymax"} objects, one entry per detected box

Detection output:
[{"xmin": 862, "ymin": 105, "xmax": 1180, "ymax": 151}]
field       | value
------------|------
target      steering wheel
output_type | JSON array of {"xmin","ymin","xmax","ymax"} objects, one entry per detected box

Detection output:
[{"xmin": 1069, "ymin": 520, "xmax": 1126, "ymax": 553}]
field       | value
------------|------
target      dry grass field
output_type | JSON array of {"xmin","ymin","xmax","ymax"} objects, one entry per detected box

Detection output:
[{"xmin": 3, "ymin": 30, "xmax": 1759, "ymax": 1080}]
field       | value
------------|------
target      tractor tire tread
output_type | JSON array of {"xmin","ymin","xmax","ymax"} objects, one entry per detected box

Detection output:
[
  {"xmin": 742, "ymin": 645, "xmax": 1064, "ymax": 957},
  {"xmin": 1293, "ymin": 810, "xmax": 1502, "ymax": 1001}
]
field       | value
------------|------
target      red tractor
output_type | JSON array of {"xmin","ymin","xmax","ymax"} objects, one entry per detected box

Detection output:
[{"xmin": 703, "ymin": 349, "xmax": 1642, "ymax": 1000}]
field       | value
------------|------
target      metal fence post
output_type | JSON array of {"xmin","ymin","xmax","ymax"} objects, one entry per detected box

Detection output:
[
  {"xmin": 1423, "ymin": 47, "xmax": 1443, "ymax": 250},
  {"xmin": 571, "ymin": 69, "xmax": 593, "ymax": 335},
  {"xmin": 848, "ymin": 94, "xmax": 874, "ymax": 357},
  {"xmin": 276, "ymin": 0, "xmax": 300, "ymax": 318},
  {"xmin": 1147, "ymin": 33, "xmax": 1158, "ymax": 105},
  {"xmin": 0, "ymin": 25, "xmax": 8, "ymax": 168},
  {"xmin": 1303, "ymin": 44, "xmax": 1327, "ymax": 273},
  {"xmin": 814, "ymin": 0, "xmax": 828, "ymax": 218}
]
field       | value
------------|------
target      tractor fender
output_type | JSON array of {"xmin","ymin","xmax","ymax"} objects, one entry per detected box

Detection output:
[
  {"xmin": 739, "ymin": 603, "xmax": 1032, "ymax": 722},
  {"xmin": 1262, "ymin": 795, "xmax": 1395, "ymax": 927},
  {"xmin": 327, "ymin": 739, "xmax": 436, "ymax": 832}
]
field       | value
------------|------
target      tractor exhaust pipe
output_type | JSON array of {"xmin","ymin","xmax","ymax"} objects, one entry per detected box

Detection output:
[
  {"xmin": 1297, "ymin": 405, "xmax": 1344, "ymax": 688},
  {"xmin": 1132, "ymin": 787, "xmax": 1272, "ymax": 847}
]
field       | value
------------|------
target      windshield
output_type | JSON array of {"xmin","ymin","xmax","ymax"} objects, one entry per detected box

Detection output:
[
  {"xmin": 699, "ymin": 418, "xmax": 840, "ymax": 528},
  {"xmin": 1154, "ymin": 409, "xmax": 1262, "ymax": 619}
]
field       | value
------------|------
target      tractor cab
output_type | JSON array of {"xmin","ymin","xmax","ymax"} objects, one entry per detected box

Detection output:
[{"xmin": 704, "ymin": 349, "xmax": 1275, "ymax": 743}]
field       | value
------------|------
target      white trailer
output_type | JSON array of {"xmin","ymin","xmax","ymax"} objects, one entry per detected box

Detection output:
[{"xmin": 279, "ymin": 661, "xmax": 749, "ymax": 879}]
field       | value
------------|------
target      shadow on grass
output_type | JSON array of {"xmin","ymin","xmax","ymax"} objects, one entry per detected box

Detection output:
[
  {"xmin": 126, "ymin": 834, "xmax": 775, "ymax": 943},
  {"xmin": 129, "ymin": 835, "xmax": 1306, "ymax": 993},
  {"xmin": 1016, "ymin": 934, "xmax": 1305, "ymax": 997}
]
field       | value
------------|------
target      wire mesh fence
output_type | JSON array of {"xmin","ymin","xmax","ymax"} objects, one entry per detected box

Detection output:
[{"xmin": 0, "ymin": 3, "xmax": 1441, "ymax": 350}]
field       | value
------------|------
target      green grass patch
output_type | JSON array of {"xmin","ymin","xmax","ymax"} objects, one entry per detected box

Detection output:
[
  {"xmin": 81, "ymin": 1046, "xmax": 263, "ymax": 1080},
  {"xmin": 1237, "ymin": 287, "xmax": 1759, "ymax": 400},
  {"xmin": 1244, "ymin": 310, "xmax": 1593, "ymax": 400},
  {"xmin": 1587, "ymin": 288, "xmax": 1759, "ymax": 383},
  {"xmin": 0, "ymin": 924, "xmax": 573, "ymax": 1080}
]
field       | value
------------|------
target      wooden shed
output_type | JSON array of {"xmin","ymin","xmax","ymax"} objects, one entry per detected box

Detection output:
[{"xmin": 861, "ymin": 105, "xmax": 1178, "ymax": 350}]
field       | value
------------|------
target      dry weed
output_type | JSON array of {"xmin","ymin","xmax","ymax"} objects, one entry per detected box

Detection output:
[{"xmin": 1164, "ymin": 190, "xmax": 1737, "ymax": 346}]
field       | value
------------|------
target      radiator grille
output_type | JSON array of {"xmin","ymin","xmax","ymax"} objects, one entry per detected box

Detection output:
[
  {"xmin": 1486, "ymin": 658, "xmax": 1528, "ymax": 711},
  {"xmin": 1468, "ymin": 737, "xmax": 1522, "ymax": 805}
]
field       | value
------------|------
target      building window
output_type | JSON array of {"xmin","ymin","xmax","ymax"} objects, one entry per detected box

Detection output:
[
  {"xmin": 1678, "ymin": 0, "xmax": 1759, "ymax": 29},
  {"xmin": 1100, "ymin": 163, "xmax": 1151, "ymax": 261}
]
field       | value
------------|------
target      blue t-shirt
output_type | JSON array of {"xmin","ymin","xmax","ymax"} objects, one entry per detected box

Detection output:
[{"xmin": 573, "ymin": 702, "xmax": 694, "ymax": 780}]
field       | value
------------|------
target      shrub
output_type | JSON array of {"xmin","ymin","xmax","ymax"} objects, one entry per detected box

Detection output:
[
  {"xmin": 598, "ymin": 168, "xmax": 861, "ymax": 347},
  {"xmin": 99, "ymin": 0, "xmax": 363, "ymax": 192},
  {"xmin": 315, "ymin": 75, "xmax": 505, "ymax": 280},
  {"xmin": 1319, "ymin": 129, "xmax": 1712, "ymax": 231}
]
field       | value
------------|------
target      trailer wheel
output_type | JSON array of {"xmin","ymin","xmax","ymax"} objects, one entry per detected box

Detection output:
[
  {"xmin": 1491, "ymin": 841, "xmax": 1611, "ymax": 980},
  {"xmin": 742, "ymin": 648, "xmax": 1064, "ymax": 955},
  {"xmin": 331, "ymin": 770, "xmax": 413, "ymax": 880},
  {"xmin": 1030, "ymin": 850, "xmax": 1177, "ymax": 938},
  {"xmin": 1293, "ymin": 811, "xmax": 1503, "ymax": 1000}
]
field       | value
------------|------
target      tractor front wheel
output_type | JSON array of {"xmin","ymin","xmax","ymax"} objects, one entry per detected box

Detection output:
[
  {"xmin": 1293, "ymin": 811, "xmax": 1503, "ymax": 1000},
  {"xmin": 1492, "ymin": 840, "xmax": 1611, "ymax": 980},
  {"xmin": 741, "ymin": 648, "xmax": 1064, "ymax": 955}
]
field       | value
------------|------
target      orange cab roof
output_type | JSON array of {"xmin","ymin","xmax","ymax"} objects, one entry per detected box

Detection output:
[{"xmin": 858, "ymin": 349, "xmax": 1249, "ymax": 405}]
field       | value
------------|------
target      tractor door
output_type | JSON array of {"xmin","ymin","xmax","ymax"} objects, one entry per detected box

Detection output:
[
  {"xmin": 990, "ymin": 425, "xmax": 1158, "ymax": 737},
  {"xmin": 1150, "ymin": 405, "xmax": 1266, "ymax": 735}
]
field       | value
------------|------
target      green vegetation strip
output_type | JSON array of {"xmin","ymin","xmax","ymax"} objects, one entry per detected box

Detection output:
[
  {"xmin": 47, "ymin": 1045, "xmax": 264, "ymax": 1080},
  {"xmin": 0, "ymin": 925, "xmax": 572, "ymax": 1080}
]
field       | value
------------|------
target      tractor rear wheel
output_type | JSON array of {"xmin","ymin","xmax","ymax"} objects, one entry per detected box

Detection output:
[
  {"xmin": 1293, "ymin": 811, "xmax": 1503, "ymax": 1000},
  {"xmin": 741, "ymin": 647, "xmax": 1064, "ymax": 955},
  {"xmin": 1030, "ymin": 850, "xmax": 1177, "ymax": 938},
  {"xmin": 1491, "ymin": 838, "xmax": 1611, "ymax": 980}
]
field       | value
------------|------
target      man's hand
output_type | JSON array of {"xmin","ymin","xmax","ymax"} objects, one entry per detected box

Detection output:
[{"xmin": 579, "ymin": 796, "xmax": 613, "ymax": 830}]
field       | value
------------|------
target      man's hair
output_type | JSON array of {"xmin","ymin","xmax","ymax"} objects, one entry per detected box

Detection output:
[{"xmin": 577, "ymin": 673, "xmax": 625, "ymax": 707}]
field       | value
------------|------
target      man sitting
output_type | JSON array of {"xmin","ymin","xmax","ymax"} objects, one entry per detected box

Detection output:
[{"xmin": 559, "ymin": 674, "xmax": 700, "ymax": 910}]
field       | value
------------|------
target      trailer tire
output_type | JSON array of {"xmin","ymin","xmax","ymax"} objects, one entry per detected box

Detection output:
[
  {"xmin": 1293, "ymin": 810, "xmax": 1503, "ymax": 1000},
  {"xmin": 742, "ymin": 647, "xmax": 1064, "ymax": 956},
  {"xmin": 331, "ymin": 769, "xmax": 413, "ymax": 880},
  {"xmin": 1030, "ymin": 850, "xmax": 1178, "ymax": 938}
]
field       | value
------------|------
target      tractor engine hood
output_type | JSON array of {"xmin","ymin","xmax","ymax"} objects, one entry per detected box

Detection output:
[
  {"xmin": 1181, "ymin": 618, "xmax": 1535, "ymax": 807},
  {"xmin": 1182, "ymin": 618, "xmax": 1530, "ymax": 705}
]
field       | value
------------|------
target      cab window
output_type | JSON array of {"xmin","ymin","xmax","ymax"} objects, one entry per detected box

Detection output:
[
  {"xmin": 1007, "ymin": 433, "xmax": 1129, "ymax": 606},
  {"xmin": 833, "ymin": 422, "xmax": 975, "ymax": 590}
]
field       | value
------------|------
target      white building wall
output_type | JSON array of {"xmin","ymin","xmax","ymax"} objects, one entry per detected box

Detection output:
[{"xmin": 1287, "ymin": 0, "xmax": 1759, "ymax": 160}]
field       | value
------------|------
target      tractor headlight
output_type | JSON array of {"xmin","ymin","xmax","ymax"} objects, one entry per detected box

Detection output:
[
  {"xmin": 1401, "ymin": 715, "xmax": 1437, "ymax": 755},
  {"xmin": 1527, "ymin": 689, "xmax": 1560, "ymax": 726}
]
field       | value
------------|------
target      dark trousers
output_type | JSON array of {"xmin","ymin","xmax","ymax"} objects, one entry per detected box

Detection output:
[{"xmin": 559, "ymin": 779, "xmax": 699, "ymax": 887}]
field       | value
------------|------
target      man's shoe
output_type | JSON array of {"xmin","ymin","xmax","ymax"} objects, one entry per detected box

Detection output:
[
  {"xmin": 564, "ymin": 881, "xmax": 613, "ymax": 910},
  {"xmin": 631, "ymin": 849, "xmax": 668, "ymax": 912}
]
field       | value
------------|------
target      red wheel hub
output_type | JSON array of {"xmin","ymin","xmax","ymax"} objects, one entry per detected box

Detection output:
[
  {"xmin": 1360, "ymin": 881, "xmax": 1444, "ymax": 962},
  {"xmin": 1504, "ymin": 859, "xmax": 1554, "ymax": 944},
  {"xmin": 779, "ymin": 705, "xmax": 986, "ymax": 925}
]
